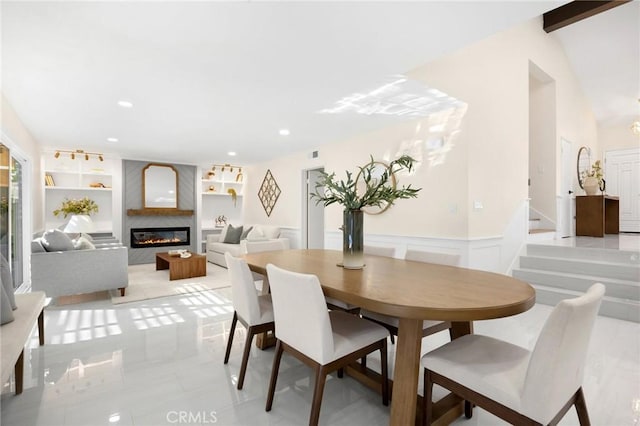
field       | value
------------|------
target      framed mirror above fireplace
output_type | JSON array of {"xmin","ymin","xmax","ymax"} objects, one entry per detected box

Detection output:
[{"xmin": 143, "ymin": 163, "xmax": 178, "ymax": 209}]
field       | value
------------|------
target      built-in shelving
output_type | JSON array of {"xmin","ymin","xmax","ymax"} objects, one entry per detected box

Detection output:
[
  {"xmin": 199, "ymin": 167, "xmax": 244, "ymax": 251},
  {"xmin": 42, "ymin": 152, "xmax": 121, "ymax": 235}
]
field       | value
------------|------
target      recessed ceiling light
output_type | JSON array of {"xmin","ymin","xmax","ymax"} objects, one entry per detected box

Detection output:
[
  {"xmin": 117, "ymin": 100, "xmax": 133, "ymax": 108},
  {"xmin": 227, "ymin": 151, "xmax": 237, "ymax": 156},
  {"xmin": 279, "ymin": 129, "xmax": 290, "ymax": 136},
  {"xmin": 107, "ymin": 137, "xmax": 118, "ymax": 142}
]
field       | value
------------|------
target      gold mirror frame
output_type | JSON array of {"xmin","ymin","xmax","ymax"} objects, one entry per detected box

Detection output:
[
  {"xmin": 576, "ymin": 146, "xmax": 591, "ymax": 190},
  {"xmin": 355, "ymin": 161, "xmax": 397, "ymax": 215},
  {"xmin": 143, "ymin": 163, "xmax": 178, "ymax": 209}
]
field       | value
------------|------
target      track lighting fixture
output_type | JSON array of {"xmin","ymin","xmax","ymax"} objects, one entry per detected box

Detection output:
[
  {"xmin": 53, "ymin": 149, "xmax": 104, "ymax": 161},
  {"xmin": 207, "ymin": 163, "xmax": 243, "ymax": 182}
]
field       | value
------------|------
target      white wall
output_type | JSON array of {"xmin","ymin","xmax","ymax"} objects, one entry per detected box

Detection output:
[
  {"xmin": 529, "ymin": 75, "xmax": 557, "ymax": 223},
  {"xmin": 242, "ymin": 17, "xmax": 599, "ymax": 273},
  {"xmin": 1, "ymin": 92, "xmax": 43, "ymax": 233},
  {"xmin": 599, "ymin": 122, "xmax": 640, "ymax": 157}
]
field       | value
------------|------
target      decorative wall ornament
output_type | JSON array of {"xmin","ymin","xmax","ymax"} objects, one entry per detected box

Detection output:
[{"xmin": 258, "ymin": 169, "xmax": 281, "ymax": 217}]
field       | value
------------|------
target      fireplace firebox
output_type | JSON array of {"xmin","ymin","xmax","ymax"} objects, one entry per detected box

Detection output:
[{"xmin": 130, "ymin": 227, "xmax": 190, "ymax": 249}]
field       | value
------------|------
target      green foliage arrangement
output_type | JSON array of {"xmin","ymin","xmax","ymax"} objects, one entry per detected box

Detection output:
[
  {"xmin": 53, "ymin": 197, "xmax": 99, "ymax": 218},
  {"xmin": 311, "ymin": 155, "xmax": 421, "ymax": 210},
  {"xmin": 582, "ymin": 160, "xmax": 604, "ymax": 185}
]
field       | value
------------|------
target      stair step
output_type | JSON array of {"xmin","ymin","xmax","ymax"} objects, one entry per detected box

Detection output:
[
  {"xmin": 533, "ymin": 284, "xmax": 640, "ymax": 322},
  {"xmin": 513, "ymin": 268, "xmax": 640, "ymax": 301},
  {"xmin": 520, "ymin": 256, "xmax": 640, "ymax": 281},
  {"xmin": 526, "ymin": 244, "xmax": 640, "ymax": 264},
  {"xmin": 529, "ymin": 229, "xmax": 554, "ymax": 234}
]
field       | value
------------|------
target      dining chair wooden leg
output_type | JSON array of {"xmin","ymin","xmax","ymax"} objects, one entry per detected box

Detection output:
[
  {"xmin": 464, "ymin": 401, "xmax": 473, "ymax": 418},
  {"xmin": 337, "ymin": 367, "xmax": 344, "ymax": 378},
  {"xmin": 309, "ymin": 365, "xmax": 328, "ymax": 426},
  {"xmin": 223, "ymin": 311, "xmax": 238, "ymax": 364},
  {"xmin": 266, "ymin": 339, "xmax": 284, "ymax": 412},
  {"xmin": 574, "ymin": 387, "xmax": 591, "ymax": 425},
  {"xmin": 389, "ymin": 334, "xmax": 395, "ymax": 344},
  {"xmin": 361, "ymin": 355, "xmax": 367, "ymax": 368},
  {"xmin": 423, "ymin": 368, "xmax": 433, "ymax": 426},
  {"xmin": 237, "ymin": 325, "xmax": 256, "ymax": 390},
  {"xmin": 380, "ymin": 340, "xmax": 389, "ymax": 406}
]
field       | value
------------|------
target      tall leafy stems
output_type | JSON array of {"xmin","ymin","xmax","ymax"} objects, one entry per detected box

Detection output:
[
  {"xmin": 311, "ymin": 155, "xmax": 421, "ymax": 210},
  {"xmin": 53, "ymin": 197, "xmax": 99, "ymax": 218}
]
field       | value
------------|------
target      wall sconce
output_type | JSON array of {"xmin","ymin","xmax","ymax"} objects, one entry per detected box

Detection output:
[
  {"xmin": 54, "ymin": 149, "xmax": 104, "ymax": 161},
  {"xmin": 632, "ymin": 120, "xmax": 640, "ymax": 135}
]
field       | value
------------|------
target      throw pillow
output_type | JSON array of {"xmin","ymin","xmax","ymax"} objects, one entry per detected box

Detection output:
[
  {"xmin": 80, "ymin": 232, "xmax": 94, "ymax": 242},
  {"xmin": 246, "ymin": 227, "xmax": 266, "ymax": 241},
  {"xmin": 41, "ymin": 229, "xmax": 75, "ymax": 252},
  {"xmin": 240, "ymin": 226, "xmax": 253, "ymax": 240},
  {"xmin": 223, "ymin": 224, "xmax": 243, "ymax": 244},
  {"xmin": 218, "ymin": 223, "xmax": 230, "ymax": 242},
  {"xmin": 73, "ymin": 236, "xmax": 96, "ymax": 250},
  {"xmin": 0, "ymin": 255, "xmax": 17, "ymax": 310},
  {"xmin": 260, "ymin": 225, "xmax": 281, "ymax": 240},
  {"xmin": 0, "ymin": 284, "xmax": 15, "ymax": 325},
  {"xmin": 31, "ymin": 238, "xmax": 46, "ymax": 253}
]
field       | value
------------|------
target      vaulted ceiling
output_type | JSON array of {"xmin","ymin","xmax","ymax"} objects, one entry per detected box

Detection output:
[{"xmin": 2, "ymin": 1, "xmax": 636, "ymax": 166}]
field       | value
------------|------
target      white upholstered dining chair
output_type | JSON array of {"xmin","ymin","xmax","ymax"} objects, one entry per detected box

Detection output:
[
  {"xmin": 223, "ymin": 253, "xmax": 275, "ymax": 390},
  {"xmin": 360, "ymin": 249, "xmax": 460, "ymax": 344},
  {"xmin": 421, "ymin": 282, "xmax": 605, "ymax": 426},
  {"xmin": 265, "ymin": 264, "xmax": 390, "ymax": 426}
]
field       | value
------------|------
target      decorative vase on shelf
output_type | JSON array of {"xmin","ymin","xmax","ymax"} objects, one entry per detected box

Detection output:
[
  {"xmin": 342, "ymin": 209, "xmax": 364, "ymax": 270},
  {"xmin": 583, "ymin": 176, "xmax": 599, "ymax": 196}
]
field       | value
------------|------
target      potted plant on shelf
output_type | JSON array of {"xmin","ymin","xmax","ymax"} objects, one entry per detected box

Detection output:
[
  {"xmin": 53, "ymin": 197, "xmax": 99, "ymax": 233},
  {"xmin": 311, "ymin": 155, "xmax": 421, "ymax": 269}
]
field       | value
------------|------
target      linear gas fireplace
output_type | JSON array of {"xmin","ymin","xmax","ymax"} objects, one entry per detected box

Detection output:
[{"xmin": 130, "ymin": 227, "xmax": 190, "ymax": 249}]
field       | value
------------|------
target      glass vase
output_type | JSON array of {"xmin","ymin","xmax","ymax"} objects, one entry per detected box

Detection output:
[{"xmin": 343, "ymin": 209, "xmax": 364, "ymax": 269}]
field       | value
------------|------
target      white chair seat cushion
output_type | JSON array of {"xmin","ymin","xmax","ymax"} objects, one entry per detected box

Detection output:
[
  {"xmin": 421, "ymin": 334, "xmax": 530, "ymax": 412},
  {"xmin": 361, "ymin": 310, "xmax": 445, "ymax": 331},
  {"xmin": 329, "ymin": 311, "xmax": 389, "ymax": 362},
  {"xmin": 256, "ymin": 294, "xmax": 274, "ymax": 324},
  {"xmin": 325, "ymin": 296, "xmax": 358, "ymax": 310}
]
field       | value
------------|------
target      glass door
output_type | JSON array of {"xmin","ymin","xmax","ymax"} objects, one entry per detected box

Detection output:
[{"xmin": 0, "ymin": 143, "xmax": 25, "ymax": 289}]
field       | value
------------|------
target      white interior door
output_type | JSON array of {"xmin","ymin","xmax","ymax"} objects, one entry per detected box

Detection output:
[
  {"xmin": 605, "ymin": 148, "xmax": 640, "ymax": 232},
  {"xmin": 558, "ymin": 138, "xmax": 573, "ymax": 237}
]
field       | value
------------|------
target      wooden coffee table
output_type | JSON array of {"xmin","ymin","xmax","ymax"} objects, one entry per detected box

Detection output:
[{"xmin": 155, "ymin": 252, "xmax": 206, "ymax": 280}]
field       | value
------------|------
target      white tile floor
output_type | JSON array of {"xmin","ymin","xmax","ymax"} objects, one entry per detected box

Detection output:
[{"xmin": 1, "ymin": 285, "xmax": 639, "ymax": 425}]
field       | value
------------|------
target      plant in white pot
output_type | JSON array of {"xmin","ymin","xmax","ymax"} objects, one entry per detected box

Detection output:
[
  {"xmin": 311, "ymin": 155, "xmax": 421, "ymax": 269},
  {"xmin": 581, "ymin": 160, "xmax": 604, "ymax": 195},
  {"xmin": 54, "ymin": 197, "xmax": 99, "ymax": 233}
]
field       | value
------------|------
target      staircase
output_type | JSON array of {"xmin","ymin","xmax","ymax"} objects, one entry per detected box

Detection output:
[{"xmin": 512, "ymin": 243, "xmax": 640, "ymax": 322}]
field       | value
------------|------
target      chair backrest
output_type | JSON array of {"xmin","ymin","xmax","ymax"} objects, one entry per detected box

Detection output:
[
  {"xmin": 225, "ymin": 253, "xmax": 263, "ymax": 325},
  {"xmin": 521, "ymin": 283, "xmax": 605, "ymax": 423},
  {"xmin": 266, "ymin": 263, "xmax": 334, "ymax": 364},
  {"xmin": 404, "ymin": 249, "xmax": 460, "ymax": 266},
  {"xmin": 364, "ymin": 245, "xmax": 395, "ymax": 257}
]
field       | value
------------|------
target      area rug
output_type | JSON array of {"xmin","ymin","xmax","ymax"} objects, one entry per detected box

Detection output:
[{"xmin": 111, "ymin": 262, "xmax": 231, "ymax": 304}]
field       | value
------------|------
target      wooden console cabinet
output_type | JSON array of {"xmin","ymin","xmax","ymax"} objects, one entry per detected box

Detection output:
[{"xmin": 575, "ymin": 195, "xmax": 619, "ymax": 237}]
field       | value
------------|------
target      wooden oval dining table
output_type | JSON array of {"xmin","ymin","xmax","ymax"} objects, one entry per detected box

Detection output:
[{"xmin": 242, "ymin": 249, "xmax": 536, "ymax": 425}]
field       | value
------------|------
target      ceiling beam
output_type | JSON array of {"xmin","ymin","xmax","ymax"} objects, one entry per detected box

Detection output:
[{"xmin": 543, "ymin": 0, "xmax": 631, "ymax": 33}]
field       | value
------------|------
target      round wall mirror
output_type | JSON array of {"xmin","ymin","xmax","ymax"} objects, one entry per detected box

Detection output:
[
  {"xmin": 576, "ymin": 146, "xmax": 591, "ymax": 189},
  {"xmin": 355, "ymin": 161, "xmax": 396, "ymax": 215}
]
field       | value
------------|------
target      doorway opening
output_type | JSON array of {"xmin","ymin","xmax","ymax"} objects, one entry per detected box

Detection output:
[{"xmin": 302, "ymin": 168, "xmax": 324, "ymax": 249}]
